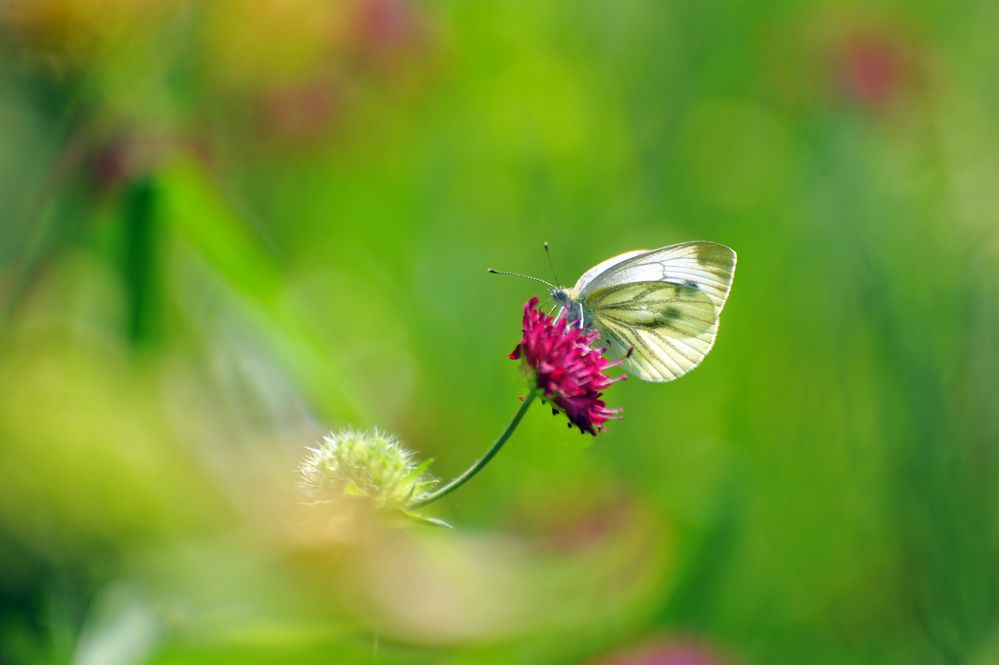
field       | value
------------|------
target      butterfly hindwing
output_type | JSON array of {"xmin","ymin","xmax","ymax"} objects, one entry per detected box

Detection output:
[{"xmin": 587, "ymin": 281, "xmax": 719, "ymax": 382}]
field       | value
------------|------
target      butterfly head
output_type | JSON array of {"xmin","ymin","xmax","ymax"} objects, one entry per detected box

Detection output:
[{"xmin": 551, "ymin": 287, "xmax": 580, "ymax": 306}]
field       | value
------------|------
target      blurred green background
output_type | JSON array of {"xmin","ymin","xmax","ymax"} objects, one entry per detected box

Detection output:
[{"xmin": 1, "ymin": 1, "xmax": 996, "ymax": 663}]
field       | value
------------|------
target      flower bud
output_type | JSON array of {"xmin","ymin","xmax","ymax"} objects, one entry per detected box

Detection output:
[{"xmin": 299, "ymin": 429, "xmax": 436, "ymax": 512}]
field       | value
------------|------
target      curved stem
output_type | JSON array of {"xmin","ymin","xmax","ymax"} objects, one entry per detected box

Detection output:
[{"xmin": 412, "ymin": 391, "xmax": 538, "ymax": 508}]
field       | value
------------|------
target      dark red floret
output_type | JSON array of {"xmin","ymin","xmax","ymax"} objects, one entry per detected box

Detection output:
[{"xmin": 510, "ymin": 296, "xmax": 625, "ymax": 435}]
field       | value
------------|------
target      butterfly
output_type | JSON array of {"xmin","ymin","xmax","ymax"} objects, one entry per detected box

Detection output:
[{"xmin": 493, "ymin": 241, "xmax": 737, "ymax": 382}]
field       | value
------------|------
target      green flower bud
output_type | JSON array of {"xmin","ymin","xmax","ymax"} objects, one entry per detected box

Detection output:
[{"xmin": 299, "ymin": 429, "xmax": 437, "ymax": 513}]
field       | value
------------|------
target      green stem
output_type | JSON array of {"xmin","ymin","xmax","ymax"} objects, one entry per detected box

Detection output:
[{"xmin": 412, "ymin": 391, "xmax": 538, "ymax": 508}]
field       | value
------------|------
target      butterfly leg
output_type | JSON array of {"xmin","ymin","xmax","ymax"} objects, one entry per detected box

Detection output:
[{"xmin": 578, "ymin": 303, "xmax": 585, "ymax": 329}]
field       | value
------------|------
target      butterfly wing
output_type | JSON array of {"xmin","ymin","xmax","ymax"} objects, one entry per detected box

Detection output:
[
  {"xmin": 581, "ymin": 242, "xmax": 736, "ymax": 382},
  {"xmin": 578, "ymin": 241, "xmax": 736, "ymax": 310},
  {"xmin": 573, "ymin": 250, "xmax": 647, "ymax": 292}
]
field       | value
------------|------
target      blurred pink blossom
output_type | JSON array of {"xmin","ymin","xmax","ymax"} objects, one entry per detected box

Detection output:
[
  {"xmin": 834, "ymin": 29, "xmax": 917, "ymax": 108},
  {"xmin": 586, "ymin": 636, "xmax": 738, "ymax": 665}
]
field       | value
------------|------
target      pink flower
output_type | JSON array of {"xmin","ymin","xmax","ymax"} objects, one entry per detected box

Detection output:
[
  {"xmin": 510, "ymin": 296, "xmax": 625, "ymax": 435},
  {"xmin": 834, "ymin": 28, "xmax": 916, "ymax": 108},
  {"xmin": 586, "ymin": 636, "xmax": 739, "ymax": 665}
]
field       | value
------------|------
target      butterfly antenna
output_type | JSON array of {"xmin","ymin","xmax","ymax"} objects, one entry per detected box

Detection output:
[
  {"xmin": 543, "ymin": 242, "xmax": 563, "ymax": 287},
  {"xmin": 487, "ymin": 268, "xmax": 556, "ymax": 289}
]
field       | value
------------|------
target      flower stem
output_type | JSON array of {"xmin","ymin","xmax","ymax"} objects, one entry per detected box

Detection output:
[{"xmin": 412, "ymin": 391, "xmax": 538, "ymax": 508}]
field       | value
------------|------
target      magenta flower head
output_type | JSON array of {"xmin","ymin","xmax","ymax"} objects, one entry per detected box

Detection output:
[{"xmin": 510, "ymin": 296, "xmax": 625, "ymax": 435}]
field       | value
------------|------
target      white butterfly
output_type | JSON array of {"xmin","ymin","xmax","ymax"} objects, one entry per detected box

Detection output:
[
  {"xmin": 558, "ymin": 241, "xmax": 736, "ymax": 381},
  {"xmin": 495, "ymin": 242, "xmax": 737, "ymax": 382}
]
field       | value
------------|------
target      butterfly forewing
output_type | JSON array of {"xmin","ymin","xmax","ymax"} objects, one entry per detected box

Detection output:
[
  {"xmin": 572, "ymin": 250, "xmax": 646, "ymax": 293},
  {"xmin": 580, "ymin": 241, "xmax": 736, "ymax": 311},
  {"xmin": 580, "ymin": 241, "xmax": 736, "ymax": 383}
]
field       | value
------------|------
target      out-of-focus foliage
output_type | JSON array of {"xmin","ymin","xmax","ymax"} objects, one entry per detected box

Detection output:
[{"xmin": 1, "ymin": 1, "xmax": 996, "ymax": 663}]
